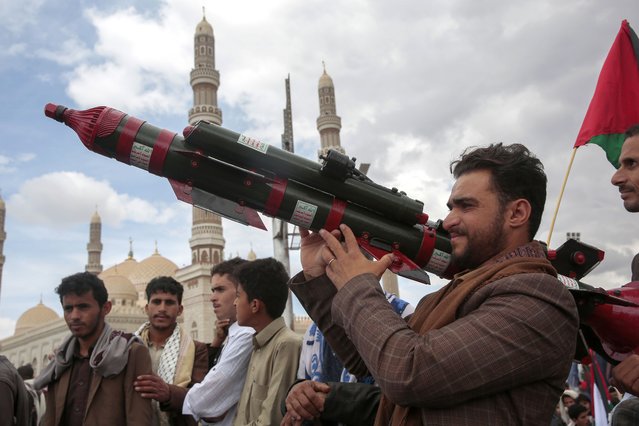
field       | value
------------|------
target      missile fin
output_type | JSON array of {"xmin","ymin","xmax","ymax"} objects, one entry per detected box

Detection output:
[
  {"xmin": 357, "ymin": 237, "xmax": 431, "ymax": 285},
  {"xmin": 168, "ymin": 179, "xmax": 267, "ymax": 230}
]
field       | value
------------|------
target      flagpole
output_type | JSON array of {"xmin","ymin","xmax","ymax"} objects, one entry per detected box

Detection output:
[{"xmin": 546, "ymin": 147, "xmax": 578, "ymax": 247}]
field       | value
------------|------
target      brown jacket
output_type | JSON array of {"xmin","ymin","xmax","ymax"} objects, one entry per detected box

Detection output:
[
  {"xmin": 160, "ymin": 340, "xmax": 209, "ymax": 426},
  {"xmin": 42, "ymin": 342, "xmax": 153, "ymax": 426},
  {"xmin": 290, "ymin": 242, "xmax": 579, "ymax": 425}
]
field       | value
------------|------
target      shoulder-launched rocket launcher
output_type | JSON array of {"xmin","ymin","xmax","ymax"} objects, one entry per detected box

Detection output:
[
  {"xmin": 44, "ymin": 103, "xmax": 454, "ymax": 284},
  {"xmin": 44, "ymin": 103, "xmax": 639, "ymax": 363}
]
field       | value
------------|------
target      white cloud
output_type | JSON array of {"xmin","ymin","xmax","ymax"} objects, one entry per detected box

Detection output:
[
  {"xmin": 0, "ymin": 153, "xmax": 35, "ymax": 174},
  {"xmin": 8, "ymin": 171, "xmax": 180, "ymax": 227}
]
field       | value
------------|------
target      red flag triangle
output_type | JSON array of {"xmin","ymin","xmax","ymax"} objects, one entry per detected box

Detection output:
[{"xmin": 574, "ymin": 20, "xmax": 639, "ymax": 168}]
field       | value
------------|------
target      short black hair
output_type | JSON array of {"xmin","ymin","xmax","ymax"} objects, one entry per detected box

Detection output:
[
  {"xmin": 211, "ymin": 257, "xmax": 248, "ymax": 286},
  {"xmin": 576, "ymin": 393, "xmax": 591, "ymax": 405},
  {"xmin": 450, "ymin": 143, "xmax": 547, "ymax": 240},
  {"xmin": 568, "ymin": 403, "xmax": 588, "ymax": 420},
  {"xmin": 145, "ymin": 276, "xmax": 184, "ymax": 303},
  {"xmin": 625, "ymin": 123, "xmax": 639, "ymax": 140},
  {"xmin": 56, "ymin": 272, "xmax": 108, "ymax": 307},
  {"xmin": 236, "ymin": 258, "xmax": 289, "ymax": 319},
  {"xmin": 17, "ymin": 364, "xmax": 34, "ymax": 380}
]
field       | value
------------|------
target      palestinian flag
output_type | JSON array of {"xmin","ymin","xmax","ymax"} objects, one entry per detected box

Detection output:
[{"xmin": 574, "ymin": 20, "xmax": 639, "ymax": 168}]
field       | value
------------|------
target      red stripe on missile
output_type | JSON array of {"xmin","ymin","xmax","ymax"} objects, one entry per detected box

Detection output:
[
  {"xmin": 265, "ymin": 177, "xmax": 288, "ymax": 216},
  {"xmin": 324, "ymin": 198, "xmax": 347, "ymax": 231},
  {"xmin": 149, "ymin": 129, "xmax": 176, "ymax": 176},
  {"xmin": 414, "ymin": 226, "xmax": 436, "ymax": 268},
  {"xmin": 115, "ymin": 116, "xmax": 144, "ymax": 164}
]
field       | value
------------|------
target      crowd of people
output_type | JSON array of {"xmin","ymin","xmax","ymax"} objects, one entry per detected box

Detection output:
[{"xmin": 2, "ymin": 126, "xmax": 639, "ymax": 425}]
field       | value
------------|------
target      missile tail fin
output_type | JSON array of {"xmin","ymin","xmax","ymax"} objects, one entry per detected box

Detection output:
[{"xmin": 169, "ymin": 179, "xmax": 267, "ymax": 230}]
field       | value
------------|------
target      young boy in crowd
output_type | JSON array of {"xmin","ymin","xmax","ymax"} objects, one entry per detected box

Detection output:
[{"xmin": 233, "ymin": 258, "xmax": 301, "ymax": 426}]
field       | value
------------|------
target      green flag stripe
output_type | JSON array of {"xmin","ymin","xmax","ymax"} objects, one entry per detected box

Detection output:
[{"xmin": 589, "ymin": 133, "xmax": 626, "ymax": 168}]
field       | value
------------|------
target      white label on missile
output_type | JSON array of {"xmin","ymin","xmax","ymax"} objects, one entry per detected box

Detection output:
[
  {"xmin": 290, "ymin": 200, "xmax": 317, "ymax": 228},
  {"xmin": 425, "ymin": 249, "xmax": 451, "ymax": 276},
  {"xmin": 130, "ymin": 142, "xmax": 152, "ymax": 171},
  {"xmin": 238, "ymin": 134, "xmax": 268, "ymax": 154},
  {"xmin": 557, "ymin": 275, "xmax": 580, "ymax": 289}
]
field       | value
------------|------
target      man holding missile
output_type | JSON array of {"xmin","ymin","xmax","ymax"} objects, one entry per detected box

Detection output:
[
  {"xmin": 610, "ymin": 124, "xmax": 639, "ymax": 425},
  {"xmin": 285, "ymin": 143, "xmax": 579, "ymax": 425}
]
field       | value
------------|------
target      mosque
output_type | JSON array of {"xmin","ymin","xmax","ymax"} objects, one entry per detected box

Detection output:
[{"xmin": 0, "ymin": 12, "xmax": 398, "ymax": 372}]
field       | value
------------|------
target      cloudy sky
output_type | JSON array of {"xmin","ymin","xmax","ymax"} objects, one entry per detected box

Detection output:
[{"xmin": 0, "ymin": 0, "xmax": 637, "ymax": 338}]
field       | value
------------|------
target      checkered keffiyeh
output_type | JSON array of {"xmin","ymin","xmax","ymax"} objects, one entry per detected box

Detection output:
[{"xmin": 135, "ymin": 322, "xmax": 181, "ymax": 383}]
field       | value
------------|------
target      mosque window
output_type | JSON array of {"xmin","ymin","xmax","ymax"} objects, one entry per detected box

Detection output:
[
  {"xmin": 200, "ymin": 46, "xmax": 205, "ymax": 55},
  {"xmin": 191, "ymin": 321, "xmax": 198, "ymax": 339},
  {"xmin": 208, "ymin": 47, "xmax": 212, "ymax": 55},
  {"xmin": 201, "ymin": 251, "xmax": 209, "ymax": 263}
]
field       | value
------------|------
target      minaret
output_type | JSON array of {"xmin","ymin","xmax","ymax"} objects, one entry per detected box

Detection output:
[
  {"xmin": 177, "ymin": 9, "xmax": 226, "ymax": 343},
  {"xmin": 0, "ymin": 193, "xmax": 6, "ymax": 299},
  {"xmin": 85, "ymin": 210, "xmax": 103, "ymax": 275},
  {"xmin": 317, "ymin": 62, "xmax": 345, "ymax": 159},
  {"xmin": 187, "ymin": 9, "xmax": 225, "ymax": 266}
]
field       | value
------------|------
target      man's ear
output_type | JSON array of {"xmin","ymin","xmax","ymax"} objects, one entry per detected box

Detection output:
[
  {"xmin": 178, "ymin": 304, "xmax": 184, "ymax": 316},
  {"xmin": 250, "ymin": 299, "xmax": 261, "ymax": 314},
  {"xmin": 506, "ymin": 199, "xmax": 531, "ymax": 229},
  {"xmin": 102, "ymin": 300, "xmax": 112, "ymax": 316}
]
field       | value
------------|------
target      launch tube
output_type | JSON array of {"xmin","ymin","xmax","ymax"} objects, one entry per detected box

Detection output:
[{"xmin": 185, "ymin": 122, "xmax": 428, "ymax": 227}]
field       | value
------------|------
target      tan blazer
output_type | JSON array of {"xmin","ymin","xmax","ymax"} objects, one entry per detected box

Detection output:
[{"xmin": 42, "ymin": 342, "xmax": 153, "ymax": 426}]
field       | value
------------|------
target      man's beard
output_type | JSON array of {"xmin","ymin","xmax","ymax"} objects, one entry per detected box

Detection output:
[{"xmin": 451, "ymin": 213, "xmax": 506, "ymax": 271}]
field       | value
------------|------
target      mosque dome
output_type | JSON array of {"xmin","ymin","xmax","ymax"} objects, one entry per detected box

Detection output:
[
  {"xmin": 319, "ymin": 69, "xmax": 334, "ymax": 89},
  {"xmin": 14, "ymin": 302, "xmax": 59, "ymax": 335},
  {"xmin": 100, "ymin": 257, "xmax": 139, "ymax": 279},
  {"xmin": 103, "ymin": 274, "xmax": 137, "ymax": 301},
  {"xmin": 128, "ymin": 251, "xmax": 178, "ymax": 288},
  {"xmin": 196, "ymin": 16, "xmax": 214, "ymax": 36}
]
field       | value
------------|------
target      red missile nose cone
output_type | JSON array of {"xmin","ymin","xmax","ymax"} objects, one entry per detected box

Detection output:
[
  {"xmin": 44, "ymin": 103, "xmax": 68, "ymax": 122},
  {"xmin": 43, "ymin": 103, "xmax": 116, "ymax": 151}
]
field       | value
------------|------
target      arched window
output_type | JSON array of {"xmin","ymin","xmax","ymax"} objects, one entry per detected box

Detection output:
[{"xmin": 191, "ymin": 321, "xmax": 198, "ymax": 339}]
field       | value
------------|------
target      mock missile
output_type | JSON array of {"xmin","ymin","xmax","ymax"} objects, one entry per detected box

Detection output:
[{"xmin": 44, "ymin": 103, "xmax": 454, "ymax": 283}]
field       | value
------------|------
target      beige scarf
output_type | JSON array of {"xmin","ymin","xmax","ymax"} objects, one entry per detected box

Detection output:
[
  {"xmin": 375, "ymin": 242, "xmax": 557, "ymax": 425},
  {"xmin": 135, "ymin": 322, "xmax": 195, "ymax": 387}
]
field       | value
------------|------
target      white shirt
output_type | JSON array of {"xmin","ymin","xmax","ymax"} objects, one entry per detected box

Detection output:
[{"xmin": 183, "ymin": 321, "xmax": 254, "ymax": 426}]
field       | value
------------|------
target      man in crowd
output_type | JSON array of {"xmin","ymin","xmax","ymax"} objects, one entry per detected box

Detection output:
[
  {"xmin": 567, "ymin": 404, "xmax": 591, "ymax": 426},
  {"xmin": 234, "ymin": 258, "xmax": 301, "ymax": 426},
  {"xmin": 0, "ymin": 355, "xmax": 32, "ymax": 426},
  {"xmin": 286, "ymin": 143, "xmax": 579, "ymax": 424},
  {"xmin": 610, "ymin": 124, "xmax": 639, "ymax": 425},
  {"xmin": 183, "ymin": 258, "xmax": 254, "ymax": 426},
  {"xmin": 133, "ymin": 276, "xmax": 209, "ymax": 426},
  {"xmin": 34, "ymin": 272, "xmax": 152, "ymax": 425}
]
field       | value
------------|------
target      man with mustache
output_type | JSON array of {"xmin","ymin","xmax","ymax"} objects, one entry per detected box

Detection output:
[
  {"xmin": 134, "ymin": 276, "xmax": 209, "ymax": 426},
  {"xmin": 35, "ymin": 272, "xmax": 153, "ymax": 425},
  {"xmin": 610, "ymin": 124, "xmax": 639, "ymax": 425},
  {"xmin": 285, "ymin": 143, "xmax": 579, "ymax": 425}
]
